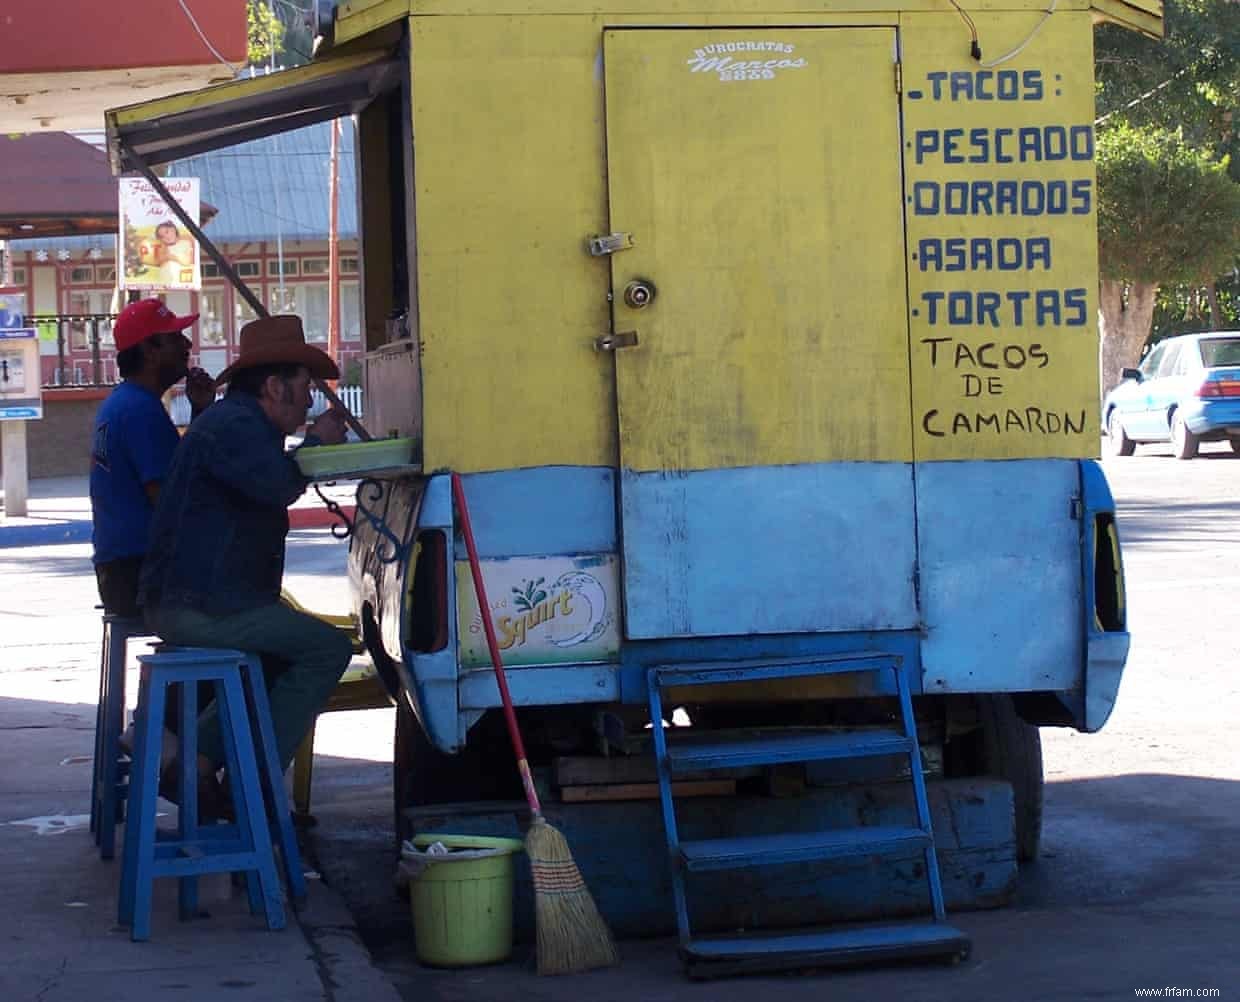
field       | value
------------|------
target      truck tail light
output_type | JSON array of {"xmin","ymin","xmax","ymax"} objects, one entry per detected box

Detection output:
[
  {"xmin": 409, "ymin": 530, "xmax": 449, "ymax": 653},
  {"xmin": 1093, "ymin": 513, "xmax": 1125, "ymax": 632}
]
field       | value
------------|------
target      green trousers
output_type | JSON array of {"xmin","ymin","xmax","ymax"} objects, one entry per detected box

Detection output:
[{"xmin": 146, "ymin": 602, "xmax": 353, "ymax": 771}]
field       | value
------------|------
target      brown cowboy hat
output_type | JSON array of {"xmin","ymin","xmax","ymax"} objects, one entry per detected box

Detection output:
[{"xmin": 217, "ymin": 315, "xmax": 339, "ymax": 384}]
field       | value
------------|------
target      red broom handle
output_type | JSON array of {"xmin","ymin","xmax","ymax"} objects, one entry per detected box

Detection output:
[{"xmin": 451, "ymin": 473, "xmax": 543, "ymax": 817}]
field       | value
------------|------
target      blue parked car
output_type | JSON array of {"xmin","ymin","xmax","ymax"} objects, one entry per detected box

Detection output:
[{"xmin": 1104, "ymin": 332, "xmax": 1240, "ymax": 459}]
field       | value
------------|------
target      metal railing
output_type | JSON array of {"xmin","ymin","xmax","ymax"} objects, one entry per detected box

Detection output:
[{"xmin": 30, "ymin": 313, "xmax": 118, "ymax": 388}]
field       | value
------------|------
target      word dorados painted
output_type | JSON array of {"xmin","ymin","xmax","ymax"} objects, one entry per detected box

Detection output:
[{"xmin": 687, "ymin": 41, "xmax": 807, "ymax": 82}]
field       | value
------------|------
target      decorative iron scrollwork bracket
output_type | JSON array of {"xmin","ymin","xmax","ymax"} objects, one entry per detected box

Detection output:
[
  {"xmin": 354, "ymin": 478, "xmax": 409, "ymax": 565},
  {"xmin": 312, "ymin": 483, "xmax": 354, "ymax": 540}
]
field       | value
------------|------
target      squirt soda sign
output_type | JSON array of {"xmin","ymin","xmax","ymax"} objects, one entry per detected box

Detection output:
[{"xmin": 118, "ymin": 178, "xmax": 202, "ymax": 292}]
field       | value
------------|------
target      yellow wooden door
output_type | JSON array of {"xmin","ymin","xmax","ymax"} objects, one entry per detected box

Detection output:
[
  {"xmin": 604, "ymin": 28, "xmax": 921, "ymax": 639},
  {"xmin": 604, "ymin": 27, "xmax": 911, "ymax": 472}
]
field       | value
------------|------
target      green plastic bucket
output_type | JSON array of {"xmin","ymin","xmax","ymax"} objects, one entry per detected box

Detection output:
[{"xmin": 407, "ymin": 834, "xmax": 525, "ymax": 967}]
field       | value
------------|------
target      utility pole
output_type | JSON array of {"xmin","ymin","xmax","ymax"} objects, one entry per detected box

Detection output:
[{"xmin": 327, "ymin": 117, "xmax": 341, "ymax": 377}]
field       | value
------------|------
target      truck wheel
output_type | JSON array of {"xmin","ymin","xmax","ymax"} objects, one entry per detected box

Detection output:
[
  {"xmin": 977, "ymin": 695, "xmax": 1044, "ymax": 863},
  {"xmin": 946, "ymin": 695, "xmax": 1044, "ymax": 862},
  {"xmin": 1106, "ymin": 410, "xmax": 1135, "ymax": 457},
  {"xmin": 1170, "ymin": 411, "xmax": 1198, "ymax": 460},
  {"xmin": 393, "ymin": 699, "xmax": 429, "ymax": 846},
  {"xmin": 393, "ymin": 701, "xmax": 520, "ymax": 848}
]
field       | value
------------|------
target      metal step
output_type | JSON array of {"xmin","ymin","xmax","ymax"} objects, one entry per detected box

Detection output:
[
  {"xmin": 679, "ymin": 825, "xmax": 931, "ymax": 872},
  {"xmin": 653, "ymin": 652, "xmax": 900, "ymax": 688},
  {"xmin": 665, "ymin": 728, "xmax": 912, "ymax": 772},
  {"xmin": 682, "ymin": 922, "xmax": 971, "ymax": 978}
]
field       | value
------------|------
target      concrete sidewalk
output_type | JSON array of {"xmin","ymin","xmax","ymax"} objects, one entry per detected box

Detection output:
[
  {"xmin": 0, "ymin": 500, "xmax": 401, "ymax": 1002},
  {"xmin": 0, "ymin": 475, "xmax": 94, "ymax": 545},
  {"xmin": 0, "ymin": 649, "xmax": 403, "ymax": 1002}
]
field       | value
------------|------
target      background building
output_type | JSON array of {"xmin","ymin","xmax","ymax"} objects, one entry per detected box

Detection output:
[{"xmin": 2, "ymin": 120, "xmax": 362, "ymax": 386}]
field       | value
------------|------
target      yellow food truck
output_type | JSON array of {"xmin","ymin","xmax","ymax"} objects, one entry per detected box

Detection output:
[{"xmin": 107, "ymin": 0, "xmax": 1160, "ymax": 972}]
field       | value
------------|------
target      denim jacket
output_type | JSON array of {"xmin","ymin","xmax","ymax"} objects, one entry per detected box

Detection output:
[{"xmin": 139, "ymin": 392, "xmax": 314, "ymax": 616}]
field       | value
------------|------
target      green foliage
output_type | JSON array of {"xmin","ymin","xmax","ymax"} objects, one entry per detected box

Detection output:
[
  {"xmin": 1095, "ymin": 0, "xmax": 1240, "ymax": 176},
  {"xmin": 247, "ymin": 0, "xmax": 286, "ymax": 67},
  {"xmin": 1096, "ymin": 124, "xmax": 1240, "ymax": 285},
  {"xmin": 1152, "ymin": 275, "xmax": 1240, "ymax": 340}
]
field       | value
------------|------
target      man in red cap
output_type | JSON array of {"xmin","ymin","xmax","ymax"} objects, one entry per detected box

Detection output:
[{"xmin": 89, "ymin": 298, "xmax": 215, "ymax": 618}]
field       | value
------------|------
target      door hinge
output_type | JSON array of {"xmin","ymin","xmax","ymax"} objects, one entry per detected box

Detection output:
[
  {"xmin": 894, "ymin": 60, "xmax": 903, "ymax": 95},
  {"xmin": 587, "ymin": 232, "xmax": 634, "ymax": 257},
  {"xmin": 1069, "ymin": 495, "xmax": 1083, "ymax": 520}
]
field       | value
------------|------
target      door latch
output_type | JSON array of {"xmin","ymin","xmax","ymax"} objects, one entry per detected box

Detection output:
[
  {"xmin": 594, "ymin": 331, "xmax": 639, "ymax": 352},
  {"xmin": 587, "ymin": 232, "xmax": 634, "ymax": 257}
]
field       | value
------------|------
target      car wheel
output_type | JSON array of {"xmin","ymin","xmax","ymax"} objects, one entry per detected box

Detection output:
[
  {"xmin": 1170, "ymin": 410, "xmax": 1198, "ymax": 460},
  {"xmin": 1106, "ymin": 410, "xmax": 1135, "ymax": 457}
]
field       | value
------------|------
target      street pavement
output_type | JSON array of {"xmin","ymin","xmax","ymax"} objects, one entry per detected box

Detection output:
[
  {"xmin": 0, "ymin": 476, "xmax": 395, "ymax": 1002},
  {"xmin": 3, "ymin": 446, "xmax": 1239, "ymax": 1001}
]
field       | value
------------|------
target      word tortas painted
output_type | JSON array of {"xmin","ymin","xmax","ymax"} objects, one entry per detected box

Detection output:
[{"xmin": 687, "ymin": 41, "xmax": 807, "ymax": 82}]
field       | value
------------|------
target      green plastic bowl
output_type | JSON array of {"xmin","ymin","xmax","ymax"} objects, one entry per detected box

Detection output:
[{"xmin": 295, "ymin": 437, "xmax": 415, "ymax": 478}]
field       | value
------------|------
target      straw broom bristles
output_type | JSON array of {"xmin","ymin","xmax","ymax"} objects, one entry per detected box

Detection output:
[
  {"xmin": 526, "ymin": 817, "xmax": 619, "ymax": 975},
  {"xmin": 450, "ymin": 472, "xmax": 617, "ymax": 975}
]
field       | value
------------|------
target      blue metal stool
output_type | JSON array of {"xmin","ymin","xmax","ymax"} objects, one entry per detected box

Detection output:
[
  {"xmin": 91, "ymin": 613, "xmax": 150, "ymax": 860},
  {"xmin": 118, "ymin": 648, "xmax": 307, "ymax": 942}
]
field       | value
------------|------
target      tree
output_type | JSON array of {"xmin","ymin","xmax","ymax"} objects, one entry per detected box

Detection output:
[
  {"xmin": 1096, "ymin": 0, "xmax": 1240, "ymax": 173},
  {"xmin": 247, "ymin": 0, "xmax": 315, "ymax": 69},
  {"xmin": 1093, "ymin": 3, "xmax": 1240, "ymax": 386},
  {"xmin": 247, "ymin": 0, "xmax": 286, "ymax": 67},
  {"xmin": 1096, "ymin": 125, "xmax": 1240, "ymax": 391}
]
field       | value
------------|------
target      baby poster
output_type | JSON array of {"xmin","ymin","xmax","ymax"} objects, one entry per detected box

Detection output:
[{"xmin": 118, "ymin": 177, "xmax": 201, "ymax": 291}]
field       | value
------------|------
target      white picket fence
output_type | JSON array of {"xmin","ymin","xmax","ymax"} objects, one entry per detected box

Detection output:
[
  {"xmin": 310, "ymin": 384, "xmax": 364, "ymax": 420},
  {"xmin": 167, "ymin": 384, "xmax": 364, "ymax": 426}
]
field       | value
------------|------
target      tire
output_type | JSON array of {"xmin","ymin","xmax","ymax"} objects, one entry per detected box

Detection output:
[
  {"xmin": 1106, "ymin": 409, "xmax": 1135, "ymax": 457},
  {"xmin": 393, "ymin": 700, "xmax": 520, "ymax": 849},
  {"xmin": 1170, "ymin": 410, "xmax": 1198, "ymax": 459},
  {"xmin": 977, "ymin": 695, "xmax": 1044, "ymax": 863},
  {"xmin": 943, "ymin": 695, "xmax": 1044, "ymax": 862}
]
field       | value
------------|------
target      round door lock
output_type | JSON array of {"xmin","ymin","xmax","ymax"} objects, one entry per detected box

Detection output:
[{"xmin": 623, "ymin": 279, "xmax": 657, "ymax": 309}]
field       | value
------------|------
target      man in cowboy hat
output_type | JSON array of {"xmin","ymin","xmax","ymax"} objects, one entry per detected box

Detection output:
[{"xmin": 139, "ymin": 315, "xmax": 351, "ymax": 817}]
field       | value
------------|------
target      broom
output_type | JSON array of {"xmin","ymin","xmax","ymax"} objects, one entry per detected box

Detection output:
[{"xmin": 451, "ymin": 473, "xmax": 619, "ymax": 975}]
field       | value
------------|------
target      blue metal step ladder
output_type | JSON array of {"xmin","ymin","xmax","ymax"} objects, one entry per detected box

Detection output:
[{"xmin": 646, "ymin": 652, "xmax": 971, "ymax": 978}]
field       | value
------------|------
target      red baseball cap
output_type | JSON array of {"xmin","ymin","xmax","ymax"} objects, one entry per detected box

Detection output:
[{"xmin": 113, "ymin": 298, "xmax": 197, "ymax": 352}]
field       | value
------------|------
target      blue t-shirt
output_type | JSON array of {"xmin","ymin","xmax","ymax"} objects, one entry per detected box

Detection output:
[{"xmin": 89, "ymin": 381, "xmax": 180, "ymax": 565}]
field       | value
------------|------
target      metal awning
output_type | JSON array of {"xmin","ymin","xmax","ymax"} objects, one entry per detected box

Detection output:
[
  {"xmin": 1091, "ymin": 0, "xmax": 1164, "ymax": 38},
  {"xmin": 105, "ymin": 48, "xmax": 402, "ymax": 174}
]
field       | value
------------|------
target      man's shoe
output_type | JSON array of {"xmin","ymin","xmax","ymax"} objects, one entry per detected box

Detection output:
[
  {"xmin": 118, "ymin": 725, "xmax": 178, "ymax": 769},
  {"xmin": 157, "ymin": 762, "xmax": 235, "ymax": 824}
]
